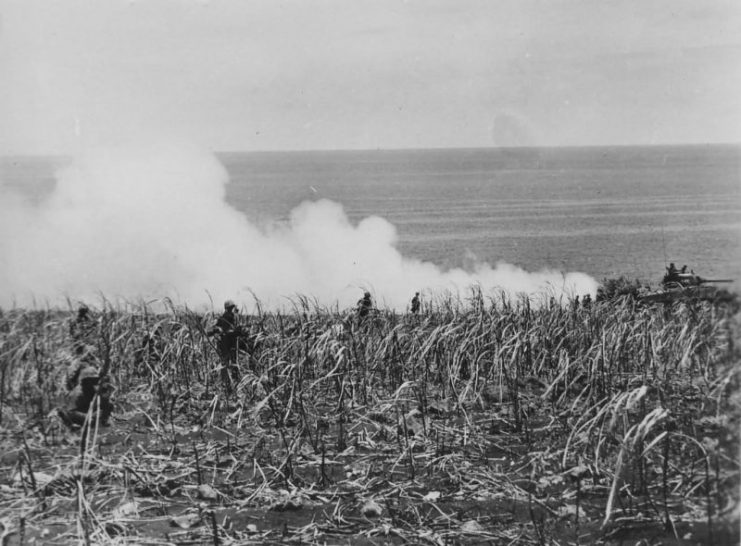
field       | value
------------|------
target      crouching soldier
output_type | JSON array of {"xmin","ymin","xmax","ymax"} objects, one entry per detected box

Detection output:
[
  {"xmin": 65, "ymin": 350, "xmax": 99, "ymax": 391},
  {"xmin": 59, "ymin": 366, "xmax": 114, "ymax": 429}
]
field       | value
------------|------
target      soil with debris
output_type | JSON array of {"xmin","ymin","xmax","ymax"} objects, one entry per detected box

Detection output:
[{"xmin": 0, "ymin": 298, "xmax": 739, "ymax": 545}]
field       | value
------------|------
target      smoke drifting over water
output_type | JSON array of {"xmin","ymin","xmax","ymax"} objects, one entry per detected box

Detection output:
[{"xmin": 0, "ymin": 142, "xmax": 598, "ymax": 310}]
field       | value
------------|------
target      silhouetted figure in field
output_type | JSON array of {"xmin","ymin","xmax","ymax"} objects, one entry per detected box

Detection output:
[
  {"xmin": 66, "ymin": 305, "xmax": 100, "ymax": 391},
  {"xmin": 59, "ymin": 366, "xmax": 113, "ymax": 430},
  {"xmin": 209, "ymin": 300, "xmax": 245, "ymax": 390},
  {"xmin": 357, "ymin": 292, "xmax": 373, "ymax": 322},
  {"xmin": 582, "ymin": 293, "xmax": 592, "ymax": 308},
  {"xmin": 411, "ymin": 292, "xmax": 420, "ymax": 314},
  {"xmin": 69, "ymin": 304, "xmax": 97, "ymax": 357},
  {"xmin": 134, "ymin": 325, "xmax": 164, "ymax": 373}
]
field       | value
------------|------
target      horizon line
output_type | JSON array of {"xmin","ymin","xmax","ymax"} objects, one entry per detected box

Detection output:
[
  {"xmin": 217, "ymin": 141, "xmax": 741, "ymax": 156},
  {"xmin": 2, "ymin": 141, "xmax": 740, "ymax": 160}
]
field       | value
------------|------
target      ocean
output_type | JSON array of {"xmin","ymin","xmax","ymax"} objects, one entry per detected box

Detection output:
[
  {"xmin": 219, "ymin": 144, "xmax": 741, "ymax": 283},
  {"xmin": 3, "ymin": 144, "xmax": 740, "ymax": 286}
]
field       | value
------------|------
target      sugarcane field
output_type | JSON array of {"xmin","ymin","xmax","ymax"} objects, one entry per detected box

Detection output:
[{"xmin": 0, "ymin": 290, "xmax": 739, "ymax": 546}]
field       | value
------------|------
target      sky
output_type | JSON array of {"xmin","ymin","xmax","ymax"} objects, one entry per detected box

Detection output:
[{"xmin": 1, "ymin": 0, "xmax": 740, "ymax": 154}]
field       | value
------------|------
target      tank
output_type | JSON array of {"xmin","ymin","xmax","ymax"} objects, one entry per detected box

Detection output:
[{"xmin": 637, "ymin": 264, "xmax": 734, "ymax": 304}]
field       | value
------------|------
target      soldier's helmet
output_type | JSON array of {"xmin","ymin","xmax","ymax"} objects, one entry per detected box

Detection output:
[
  {"xmin": 79, "ymin": 367, "xmax": 100, "ymax": 383},
  {"xmin": 224, "ymin": 300, "xmax": 237, "ymax": 311},
  {"xmin": 364, "ymin": 292, "xmax": 371, "ymax": 298},
  {"xmin": 78, "ymin": 304, "xmax": 89, "ymax": 316}
]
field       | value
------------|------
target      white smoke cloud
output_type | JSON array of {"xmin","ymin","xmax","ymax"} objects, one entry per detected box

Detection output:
[{"xmin": 0, "ymin": 141, "xmax": 598, "ymax": 310}]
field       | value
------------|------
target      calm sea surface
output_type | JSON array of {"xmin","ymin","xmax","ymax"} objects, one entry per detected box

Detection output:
[
  {"xmin": 220, "ymin": 145, "xmax": 741, "ymax": 283},
  {"xmin": 3, "ymin": 145, "xmax": 740, "ymax": 284}
]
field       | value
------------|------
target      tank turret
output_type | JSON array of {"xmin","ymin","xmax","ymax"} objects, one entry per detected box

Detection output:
[{"xmin": 662, "ymin": 273, "xmax": 733, "ymax": 289}]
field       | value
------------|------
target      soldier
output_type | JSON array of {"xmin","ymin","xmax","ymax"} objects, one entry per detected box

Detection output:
[
  {"xmin": 410, "ymin": 292, "xmax": 420, "ymax": 314},
  {"xmin": 59, "ymin": 366, "xmax": 113, "ymax": 429},
  {"xmin": 66, "ymin": 306, "xmax": 99, "ymax": 391},
  {"xmin": 69, "ymin": 304, "xmax": 97, "ymax": 357},
  {"xmin": 134, "ymin": 325, "xmax": 164, "ymax": 373},
  {"xmin": 357, "ymin": 291, "xmax": 373, "ymax": 321},
  {"xmin": 664, "ymin": 263, "xmax": 680, "ymax": 284},
  {"xmin": 208, "ymin": 300, "xmax": 245, "ymax": 389}
]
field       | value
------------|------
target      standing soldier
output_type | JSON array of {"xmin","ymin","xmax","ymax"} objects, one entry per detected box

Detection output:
[
  {"xmin": 69, "ymin": 304, "xmax": 97, "ymax": 356},
  {"xmin": 356, "ymin": 291, "xmax": 373, "ymax": 322},
  {"xmin": 66, "ymin": 304, "xmax": 99, "ymax": 390},
  {"xmin": 410, "ymin": 292, "xmax": 420, "ymax": 314},
  {"xmin": 134, "ymin": 324, "xmax": 164, "ymax": 374},
  {"xmin": 208, "ymin": 300, "xmax": 244, "ymax": 390}
]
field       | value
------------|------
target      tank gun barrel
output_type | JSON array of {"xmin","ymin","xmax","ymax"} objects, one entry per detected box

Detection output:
[{"xmin": 697, "ymin": 278, "xmax": 733, "ymax": 284}]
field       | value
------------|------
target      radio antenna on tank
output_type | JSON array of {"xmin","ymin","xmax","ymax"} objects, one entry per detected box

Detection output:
[{"xmin": 661, "ymin": 223, "xmax": 667, "ymax": 267}]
